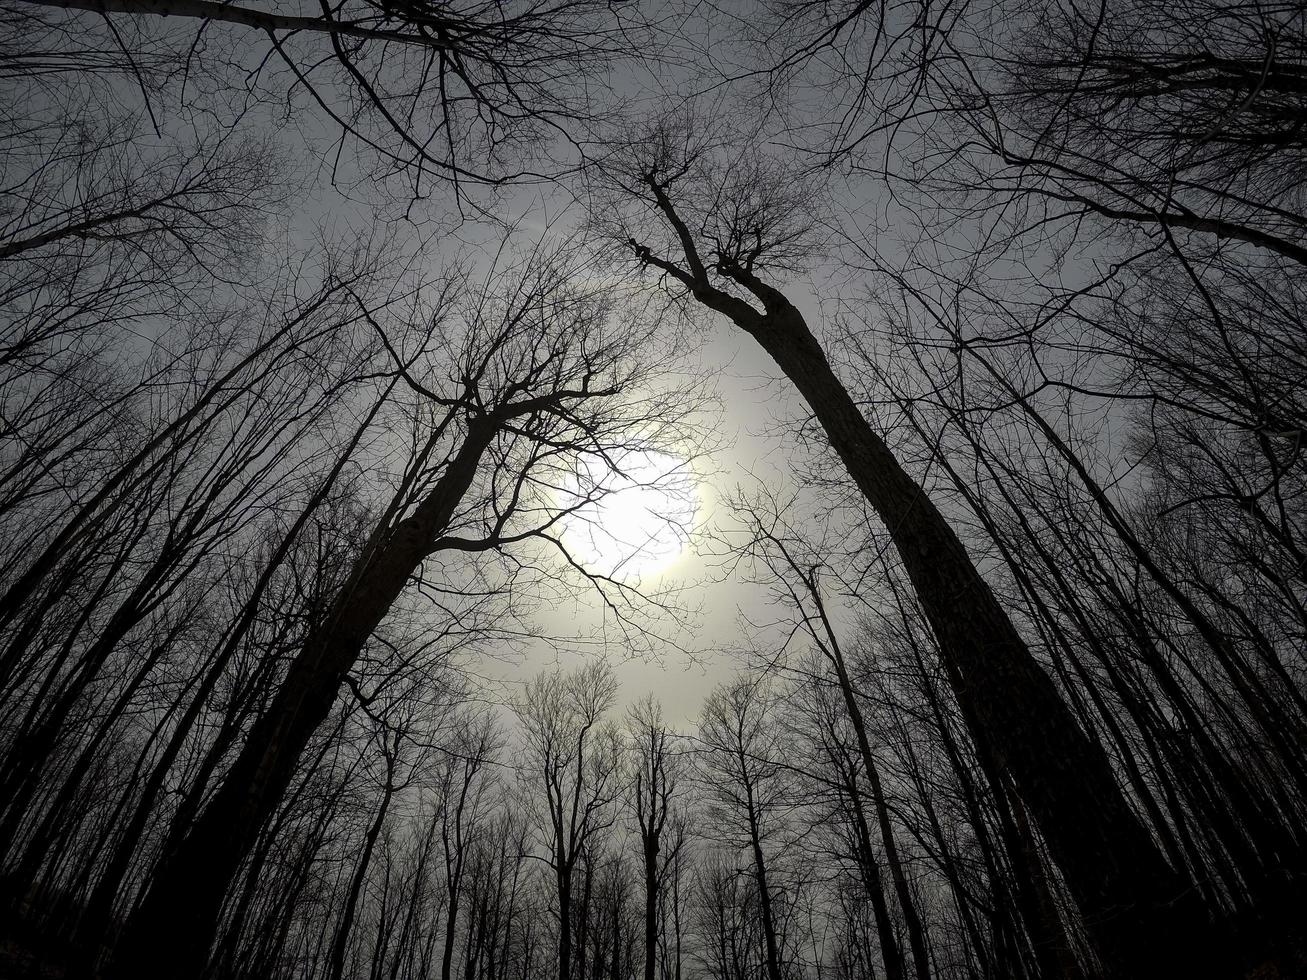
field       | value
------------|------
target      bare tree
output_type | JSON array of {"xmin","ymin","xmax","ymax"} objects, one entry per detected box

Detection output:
[
  {"xmin": 14, "ymin": 0, "xmax": 650, "ymax": 196},
  {"xmin": 515, "ymin": 661, "xmax": 623, "ymax": 980},
  {"xmin": 436, "ymin": 708, "xmax": 501, "ymax": 980},
  {"xmin": 625, "ymin": 696, "xmax": 681, "ymax": 980},
  {"xmin": 696, "ymin": 677, "xmax": 789, "ymax": 980},
  {"xmin": 107, "ymin": 248, "xmax": 685, "ymax": 978},
  {"xmin": 593, "ymin": 123, "xmax": 1215, "ymax": 976}
]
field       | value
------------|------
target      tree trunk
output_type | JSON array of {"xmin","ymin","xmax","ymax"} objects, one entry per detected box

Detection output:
[
  {"xmin": 329, "ymin": 756, "xmax": 399, "ymax": 980},
  {"xmin": 832, "ymin": 746, "xmax": 906, "ymax": 980},
  {"xmin": 684, "ymin": 263, "xmax": 1215, "ymax": 976},
  {"xmin": 743, "ymin": 787, "xmax": 783, "ymax": 980},
  {"xmin": 803, "ymin": 582, "xmax": 930, "ymax": 980},
  {"xmin": 108, "ymin": 420, "xmax": 497, "ymax": 980},
  {"xmin": 557, "ymin": 861, "xmax": 574, "ymax": 980},
  {"xmin": 642, "ymin": 838, "xmax": 658, "ymax": 980},
  {"xmin": 442, "ymin": 880, "xmax": 463, "ymax": 980}
]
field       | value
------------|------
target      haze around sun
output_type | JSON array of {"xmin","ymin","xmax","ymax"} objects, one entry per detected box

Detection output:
[{"xmin": 558, "ymin": 448, "xmax": 700, "ymax": 578}]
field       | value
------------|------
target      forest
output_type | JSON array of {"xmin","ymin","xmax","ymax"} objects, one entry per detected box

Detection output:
[{"xmin": 1, "ymin": 0, "xmax": 1304, "ymax": 978}]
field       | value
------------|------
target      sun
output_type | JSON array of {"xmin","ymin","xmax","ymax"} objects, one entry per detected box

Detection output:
[{"xmin": 559, "ymin": 448, "xmax": 699, "ymax": 577}]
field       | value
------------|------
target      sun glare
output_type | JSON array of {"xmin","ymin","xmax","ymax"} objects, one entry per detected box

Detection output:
[{"xmin": 560, "ymin": 449, "xmax": 699, "ymax": 578}]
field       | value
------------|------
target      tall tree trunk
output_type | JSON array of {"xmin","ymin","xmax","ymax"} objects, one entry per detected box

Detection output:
[
  {"xmin": 441, "ymin": 874, "xmax": 464, "ymax": 980},
  {"xmin": 638, "ymin": 227, "xmax": 1218, "ymax": 975},
  {"xmin": 642, "ymin": 839, "xmax": 659, "ymax": 980},
  {"xmin": 108, "ymin": 419, "xmax": 498, "ymax": 980},
  {"xmin": 671, "ymin": 850, "xmax": 682, "ymax": 980},
  {"xmin": 800, "ymin": 578, "xmax": 929, "ymax": 980},
  {"xmin": 742, "ymin": 785, "xmax": 783, "ymax": 980},
  {"xmin": 830, "ymin": 744, "xmax": 906, "ymax": 980},
  {"xmin": 73, "ymin": 400, "xmax": 386, "ymax": 964},
  {"xmin": 557, "ymin": 861, "xmax": 574, "ymax": 980},
  {"xmin": 576, "ymin": 851, "xmax": 592, "ymax": 980},
  {"xmin": 329, "ymin": 748, "xmax": 399, "ymax": 980}
]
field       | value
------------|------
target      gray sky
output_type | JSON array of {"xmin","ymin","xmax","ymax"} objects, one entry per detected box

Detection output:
[
  {"xmin": 41, "ymin": 0, "xmax": 856, "ymax": 733},
  {"xmin": 487, "ymin": 312, "xmax": 817, "ymax": 728}
]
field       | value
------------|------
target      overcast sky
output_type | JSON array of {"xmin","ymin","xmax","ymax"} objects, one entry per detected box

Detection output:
[{"xmin": 65, "ymin": 2, "xmax": 880, "ymax": 732}]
